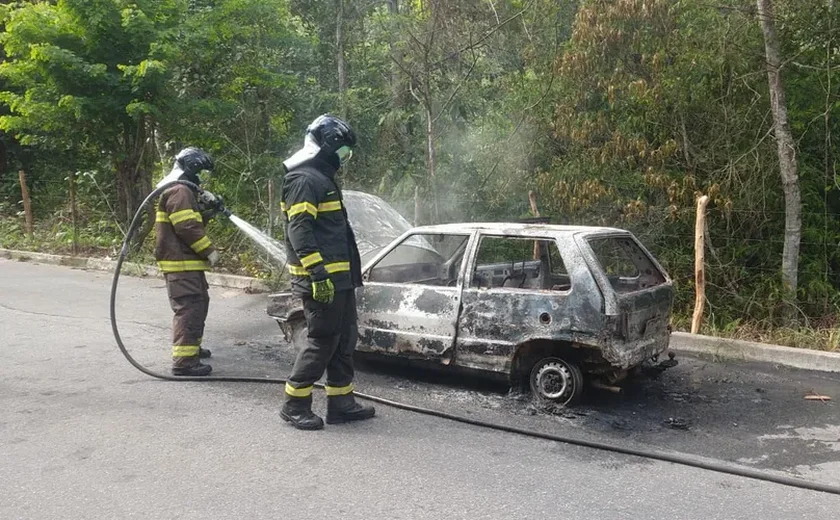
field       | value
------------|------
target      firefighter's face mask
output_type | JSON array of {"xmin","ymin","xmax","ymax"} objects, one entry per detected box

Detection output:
[
  {"xmin": 197, "ymin": 169, "xmax": 213, "ymax": 186},
  {"xmin": 336, "ymin": 145, "xmax": 353, "ymax": 166}
]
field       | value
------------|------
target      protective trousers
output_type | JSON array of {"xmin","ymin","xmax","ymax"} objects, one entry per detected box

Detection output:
[
  {"xmin": 166, "ymin": 271, "xmax": 210, "ymax": 367},
  {"xmin": 285, "ymin": 289, "xmax": 357, "ymax": 400}
]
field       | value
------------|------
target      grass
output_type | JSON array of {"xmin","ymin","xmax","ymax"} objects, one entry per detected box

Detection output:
[
  {"xmin": 0, "ymin": 214, "xmax": 280, "ymax": 280},
  {"xmin": 671, "ymin": 315, "xmax": 840, "ymax": 352}
]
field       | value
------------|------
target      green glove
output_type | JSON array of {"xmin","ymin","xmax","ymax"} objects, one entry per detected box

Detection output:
[{"xmin": 311, "ymin": 278, "xmax": 335, "ymax": 304}]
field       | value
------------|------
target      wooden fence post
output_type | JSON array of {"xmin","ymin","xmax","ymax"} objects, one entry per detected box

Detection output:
[
  {"xmin": 69, "ymin": 171, "xmax": 79, "ymax": 254},
  {"xmin": 692, "ymin": 195, "xmax": 711, "ymax": 334},
  {"xmin": 18, "ymin": 169, "xmax": 34, "ymax": 238},
  {"xmin": 528, "ymin": 190, "xmax": 541, "ymax": 259}
]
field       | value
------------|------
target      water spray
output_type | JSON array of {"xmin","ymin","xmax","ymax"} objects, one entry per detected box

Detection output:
[{"xmin": 109, "ymin": 180, "xmax": 840, "ymax": 497}]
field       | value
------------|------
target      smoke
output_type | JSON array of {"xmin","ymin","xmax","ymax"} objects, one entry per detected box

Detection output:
[{"xmin": 431, "ymin": 115, "xmax": 541, "ymax": 224}]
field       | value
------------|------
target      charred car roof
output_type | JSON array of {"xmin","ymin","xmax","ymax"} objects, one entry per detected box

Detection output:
[{"xmin": 407, "ymin": 222, "xmax": 629, "ymax": 237}]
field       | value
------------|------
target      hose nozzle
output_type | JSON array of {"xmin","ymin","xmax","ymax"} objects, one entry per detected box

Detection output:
[{"xmin": 197, "ymin": 188, "xmax": 230, "ymax": 218}]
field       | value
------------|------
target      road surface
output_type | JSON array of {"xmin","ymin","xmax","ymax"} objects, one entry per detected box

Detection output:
[{"xmin": 2, "ymin": 258, "xmax": 839, "ymax": 519}]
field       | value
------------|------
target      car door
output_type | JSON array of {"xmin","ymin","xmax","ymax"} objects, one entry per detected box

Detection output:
[
  {"xmin": 357, "ymin": 231, "xmax": 473, "ymax": 365},
  {"xmin": 456, "ymin": 234, "xmax": 580, "ymax": 373}
]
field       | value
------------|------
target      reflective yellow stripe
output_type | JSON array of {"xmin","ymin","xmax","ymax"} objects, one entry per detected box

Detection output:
[
  {"xmin": 169, "ymin": 209, "xmax": 202, "ymax": 225},
  {"xmin": 156, "ymin": 211, "xmax": 169, "ymax": 223},
  {"xmin": 325, "ymin": 383, "xmax": 354, "ymax": 396},
  {"xmin": 289, "ymin": 255, "xmax": 350, "ymax": 276},
  {"xmin": 318, "ymin": 201, "xmax": 342, "ymax": 212},
  {"xmin": 157, "ymin": 260, "xmax": 211, "ymax": 273},
  {"xmin": 280, "ymin": 202, "xmax": 287, "ymax": 212},
  {"xmin": 300, "ymin": 252, "xmax": 323, "ymax": 268},
  {"xmin": 285, "ymin": 383, "xmax": 313, "ymax": 397},
  {"xmin": 288, "ymin": 262, "xmax": 350, "ymax": 276},
  {"xmin": 325, "ymin": 262, "xmax": 350, "ymax": 273},
  {"xmin": 190, "ymin": 236, "xmax": 212, "ymax": 253},
  {"xmin": 287, "ymin": 202, "xmax": 318, "ymax": 218},
  {"xmin": 172, "ymin": 345, "xmax": 200, "ymax": 357}
]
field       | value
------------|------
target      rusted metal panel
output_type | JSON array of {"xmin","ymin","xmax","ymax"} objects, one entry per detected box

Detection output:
[
  {"xmin": 456, "ymin": 287, "xmax": 605, "ymax": 372},
  {"xmin": 600, "ymin": 285, "xmax": 673, "ymax": 369}
]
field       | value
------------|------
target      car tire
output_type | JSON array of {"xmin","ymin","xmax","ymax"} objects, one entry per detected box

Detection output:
[{"xmin": 529, "ymin": 356, "xmax": 584, "ymax": 406}]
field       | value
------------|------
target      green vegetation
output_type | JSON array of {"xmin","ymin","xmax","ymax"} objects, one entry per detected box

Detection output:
[{"xmin": 1, "ymin": 0, "xmax": 839, "ymax": 349}]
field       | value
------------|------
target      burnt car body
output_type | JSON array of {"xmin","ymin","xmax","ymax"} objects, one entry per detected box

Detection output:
[{"xmin": 268, "ymin": 221, "xmax": 674, "ymax": 405}]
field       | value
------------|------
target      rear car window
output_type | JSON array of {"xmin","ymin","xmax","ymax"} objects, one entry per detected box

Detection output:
[{"xmin": 588, "ymin": 236, "xmax": 665, "ymax": 293}]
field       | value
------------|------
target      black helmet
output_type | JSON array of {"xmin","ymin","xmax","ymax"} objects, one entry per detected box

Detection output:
[
  {"xmin": 175, "ymin": 147, "xmax": 214, "ymax": 177},
  {"xmin": 306, "ymin": 114, "xmax": 356, "ymax": 155}
]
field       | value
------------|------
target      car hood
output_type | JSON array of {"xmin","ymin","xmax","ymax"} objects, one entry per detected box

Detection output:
[{"xmin": 342, "ymin": 190, "xmax": 436, "ymax": 264}]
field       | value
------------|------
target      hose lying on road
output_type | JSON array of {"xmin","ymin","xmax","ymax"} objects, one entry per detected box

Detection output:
[{"xmin": 111, "ymin": 181, "xmax": 840, "ymax": 497}]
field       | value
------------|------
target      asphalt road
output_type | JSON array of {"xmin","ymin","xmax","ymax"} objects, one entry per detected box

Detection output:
[{"xmin": 2, "ymin": 258, "xmax": 840, "ymax": 519}]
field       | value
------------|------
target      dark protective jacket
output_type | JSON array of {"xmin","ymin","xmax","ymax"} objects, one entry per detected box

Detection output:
[
  {"xmin": 282, "ymin": 158, "xmax": 362, "ymax": 294},
  {"xmin": 154, "ymin": 184, "xmax": 216, "ymax": 273}
]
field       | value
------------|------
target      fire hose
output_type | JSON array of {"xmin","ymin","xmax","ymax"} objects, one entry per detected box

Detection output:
[{"xmin": 111, "ymin": 180, "xmax": 840, "ymax": 497}]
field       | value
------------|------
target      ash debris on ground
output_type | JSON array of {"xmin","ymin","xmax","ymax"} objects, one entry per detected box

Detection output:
[{"xmin": 249, "ymin": 334, "xmax": 840, "ymax": 482}]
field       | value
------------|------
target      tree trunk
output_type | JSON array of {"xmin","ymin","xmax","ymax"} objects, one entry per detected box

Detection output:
[
  {"xmin": 336, "ymin": 0, "xmax": 348, "ymax": 120},
  {"xmin": 132, "ymin": 120, "xmax": 156, "ymax": 248},
  {"xmin": 414, "ymin": 184, "xmax": 421, "ymax": 226},
  {"xmin": 757, "ymin": 0, "xmax": 801, "ymax": 314},
  {"xmin": 115, "ymin": 116, "xmax": 155, "ymax": 249},
  {"xmin": 424, "ymin": 102, "xmax": 439, "ymax": 223},
  {"xmin": 385, "ymin": 0, "xmax": 407, "ymax": 159},
  {"xmin": 387, "ymin": 0, "xmax": 403, "ymax": 108}
]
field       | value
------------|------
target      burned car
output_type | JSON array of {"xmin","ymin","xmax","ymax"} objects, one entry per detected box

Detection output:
[{"xmin": 268, "ymin": 222, "xmax": 674, "ymax": 406}]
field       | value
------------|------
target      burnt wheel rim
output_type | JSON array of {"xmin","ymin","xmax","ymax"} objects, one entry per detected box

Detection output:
[{"xmin": 535, "ymin": 362, "xmax": 572, "ymax": 401}]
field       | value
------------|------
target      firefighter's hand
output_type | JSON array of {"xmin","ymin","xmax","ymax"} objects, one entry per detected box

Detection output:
[
  {"xmin": 311, "ymin": 278, "xmax": 335, "ymax": 304},
  {"xmin": 198, "ymin": 189, "xmax": 219, "ymax": 206},
  {"xmin": 201, "ymin": 191, "xmax": 231, "ymax": 219},
  {"xmin": 208, "ymin": 250, "xmax": 220, "ymax": 267}
]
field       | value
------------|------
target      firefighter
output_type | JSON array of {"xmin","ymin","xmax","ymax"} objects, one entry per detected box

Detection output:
[
  {"xmin": 155, "ymin": 147, "xmax": 224, "ymax": 376},
  {"xmin": 279, "ymin": 114, "xmax": 375, "ymax": 430}
]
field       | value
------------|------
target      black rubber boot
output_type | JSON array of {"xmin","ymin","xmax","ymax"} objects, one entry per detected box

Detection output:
[
  {"xmin": 326, "ymin": 393, "xmax": 376, "ymax": 425},
  {"xmin": 199, "ymin": 347, "xmax": 212, "ymax": 359},
  {"xmin": 280, "ymin": 395, "xmax": 324, "ymax": 431},
  {"xmin": 171, "ymin": 362, "xmax": 212, "ymax": 376}
]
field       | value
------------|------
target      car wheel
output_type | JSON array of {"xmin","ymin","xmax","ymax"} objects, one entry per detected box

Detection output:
[{"xmin": 529, "ymin": 356, "xmax": 584, "ymax": 406}]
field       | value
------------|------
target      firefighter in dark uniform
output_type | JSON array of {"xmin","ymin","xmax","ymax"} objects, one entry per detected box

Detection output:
[
  {"xmin": 280, "ymin": 114, "xmax": 375, "ymax": 430},
  {"xmin": 155, "ymin": 147, "xmax": 223, "ymax": 376}
]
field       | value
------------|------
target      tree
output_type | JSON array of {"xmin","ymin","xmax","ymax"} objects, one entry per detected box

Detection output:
[
  {"xmin": 388, "ymin": 0, "xmax": 536, "ymax": 223},
  {"xmin": 756, "ymin": 0, "xmax": 802, "ymax": 312},
  {"xmin": 0, "ymin": 0, "xmax": 181, "ymax": 224},
  {"xmin": 161, "ymin": 0, "xmax": 309, "ymax": 222}
]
